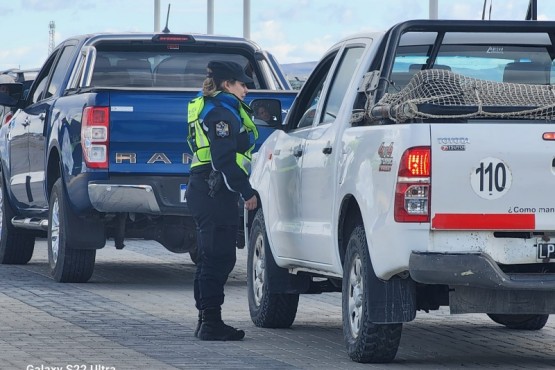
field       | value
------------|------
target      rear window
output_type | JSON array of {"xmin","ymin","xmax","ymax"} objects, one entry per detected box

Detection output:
[
  {"xmin": 390, "ymin": 43, "xmax": 555, "ymax": 91},
  {"xmin": 89, "ymin": 45, "xmax": 260, "ymax": 89}
]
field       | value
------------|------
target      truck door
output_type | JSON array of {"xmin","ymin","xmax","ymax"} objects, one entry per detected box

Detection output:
[
  {"xmin": 265, "ymin": 128, "xmax": 306, "ymax": 258},
  {"xmin": 298, "ymin": 45, "xmax": 366, "ymax": 265},
  {"xmin": 27, "ymin": 44, "xmax": 76, "ymax": 210},
  {"xmin": 265, "ymin": 55, "xmax": 335, "ymax": 259},
  {"xmin": 5, "ymin": 108, "xmax": 29, "ymax": 204},
  {"xmin": 7, "ymin": 52, "xmax": 57, "ymax": 208}
]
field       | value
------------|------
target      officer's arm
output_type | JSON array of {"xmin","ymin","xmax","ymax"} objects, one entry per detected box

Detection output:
[{"xmin": 205, "ymin": 108, "xmax": 255, "ymax": 201}]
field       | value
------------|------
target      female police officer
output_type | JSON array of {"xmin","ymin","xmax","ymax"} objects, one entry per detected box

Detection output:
[{"xmin": 186, "ymin": 60, "xmax": 258, "ymax": 341}]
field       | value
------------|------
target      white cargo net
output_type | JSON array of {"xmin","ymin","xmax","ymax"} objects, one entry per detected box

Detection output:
[{"xmin": 368, "ymin": 69, "xmax": 555, "ymax": 123}]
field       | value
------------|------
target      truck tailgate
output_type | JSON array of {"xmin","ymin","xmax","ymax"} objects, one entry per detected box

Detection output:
[
  {"xmin": 430, "ymin": 123, "xmax": 555, "ymax": 231},
  {"xmin": 108, "ymin": 91, "xmax": 191, "ymax": 175}
]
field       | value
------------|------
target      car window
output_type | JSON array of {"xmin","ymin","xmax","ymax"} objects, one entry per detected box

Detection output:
[
  {"xmin": 90, "ymin": 47, "xmax": 259, "ymax": 89},
  {"xmin": 319, "ymin": 46, "xmax": 365, "ymax": 125},
  {"xmin": 289, "ymin": 53, "xmax": 336, "ymax": 130},
  {"xmin": 45, "ymin": 45, "xmax": 76, "ymax": 99},
  {"xmin": 28, "ymin": 52, "xmax": 58, "ymax": 105},
  {"xmin": 297, "ymin": 83, "xmax": 324, "ymax": 129},
  {"xmin": 390, "ymin": 42, "xmax": 555, "ymax": 91}
]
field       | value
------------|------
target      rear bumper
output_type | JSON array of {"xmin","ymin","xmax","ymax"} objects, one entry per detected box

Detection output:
[
  {"xmin": 89, "ymin": 184, "xmax": 161, "ymax": 213},
  {"xmin": 409, "ymin": 251, "xmax": 555, "ymax": 291},
  {"xmin": 88, "ymin": 176, "xmax": 189, "ymax": 215}
]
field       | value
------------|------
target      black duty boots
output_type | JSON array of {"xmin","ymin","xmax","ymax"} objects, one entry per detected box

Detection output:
[{"xmin": 197, "ymin": 308, "xmax": 245, "ymax": 341}]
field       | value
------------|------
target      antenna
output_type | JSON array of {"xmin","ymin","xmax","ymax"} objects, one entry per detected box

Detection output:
[{"xmin": 162, "ymin": 3, "xmax": 171, "ymax": 33}]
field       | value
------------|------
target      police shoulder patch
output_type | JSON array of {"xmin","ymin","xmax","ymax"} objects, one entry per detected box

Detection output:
[{"xmin": 215, "ymin": 121, "xmax": 230, "ymax": 138}]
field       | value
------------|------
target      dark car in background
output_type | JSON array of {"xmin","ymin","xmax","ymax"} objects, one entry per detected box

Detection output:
[
  {"xmin": 1, "ymin": 68, "xmax": 40, "ymax": 93},
  {"xmin": 0, "ymin": 68, "xmax": 40, "ymax": 124}
]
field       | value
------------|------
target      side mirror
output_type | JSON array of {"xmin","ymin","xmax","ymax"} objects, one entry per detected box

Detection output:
[
  {"xmin": 250, "ymin": 98, "xmax": 283, "ymax": 129},
  {"xmin": 0, "ymin": 83, "xmax": 23, "ymax": 106}
]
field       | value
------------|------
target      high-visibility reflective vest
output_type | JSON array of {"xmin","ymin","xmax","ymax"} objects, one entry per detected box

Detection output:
[{"xmin": 187, "ymin": 92, "xmax": 258, "ymax": 174}]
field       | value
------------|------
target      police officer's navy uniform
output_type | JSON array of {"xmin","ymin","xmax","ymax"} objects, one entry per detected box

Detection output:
[{"xmin": 185, "ymin": 61, "xmax": 257, "ymax": 341}]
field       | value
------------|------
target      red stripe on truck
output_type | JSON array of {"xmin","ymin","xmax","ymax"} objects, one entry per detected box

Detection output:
[{"xmin": 432, "ymin": 213, "xmax": 535, "ymax": 230}]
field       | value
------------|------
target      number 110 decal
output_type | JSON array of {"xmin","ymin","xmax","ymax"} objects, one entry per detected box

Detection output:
[{"xmin": 470, "ymin": 157, "xmax": 512, "ymax": 200}]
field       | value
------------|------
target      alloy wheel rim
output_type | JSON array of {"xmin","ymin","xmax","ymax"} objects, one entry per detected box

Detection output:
[
  {"xmin": 252, "ymin": 233, "xmax": 265, "ymax": 307},
  {"xmin": 348, "ymin": 254, "xmax": 363, "ymax": 338},
  {"xmin": 50, "ymin": 198, "xmax": 60, "ymax": 264}
]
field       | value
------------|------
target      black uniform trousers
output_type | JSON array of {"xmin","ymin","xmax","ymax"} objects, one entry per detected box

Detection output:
[{"xmin": 185, "ymin": 168, "xmax": 239, "ymax": 311}]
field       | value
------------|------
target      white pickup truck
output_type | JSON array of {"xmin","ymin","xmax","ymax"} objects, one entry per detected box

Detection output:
[{"xmin": 244, "ymin": 20, "xmax": 555, "ymax": 363}]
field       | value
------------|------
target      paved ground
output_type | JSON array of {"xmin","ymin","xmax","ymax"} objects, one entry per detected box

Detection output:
[{"xmin": 1, "ymin": 238, "xmax": 553, "ymax": 370}]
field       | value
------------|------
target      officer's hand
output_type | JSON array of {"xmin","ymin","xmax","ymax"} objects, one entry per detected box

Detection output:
[{"xmin": 244, "ymin": 195, "xmax": 257, "ymax": 211}]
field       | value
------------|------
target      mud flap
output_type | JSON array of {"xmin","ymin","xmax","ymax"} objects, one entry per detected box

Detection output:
[
  {"xmin": 265, "ymin": 240, "xmax": 311, "ymax": 294},
  {"xmin": 367, "ymin": 262, "xmax": 417, "ymax": 323},
  {"xmin": 64, "ymin": 201, "xmax": 105, "ymax": 250}
]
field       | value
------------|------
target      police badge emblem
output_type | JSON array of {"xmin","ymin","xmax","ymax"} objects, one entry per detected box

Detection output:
[{"xmin": 215, "ymin": 121, "xmax": 230, "ymax": 137}]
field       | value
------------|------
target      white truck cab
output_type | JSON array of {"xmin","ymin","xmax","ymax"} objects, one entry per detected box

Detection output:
[{"xmin": 245, "ymin": 20, "xmax": 555, "ymax": 363}]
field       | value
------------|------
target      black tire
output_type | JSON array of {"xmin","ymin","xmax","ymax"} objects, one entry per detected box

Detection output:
[
  {"xmin": 0, "ymin": 173, "xmax": 35, "ymax": 264},
  {"xmin": 487, "ymin": 313, "xmax": 549, "ymax": 330},
  {"xmin": 342, "ymin": 224, "xmax": 402, "ymax": 363},
  {"xmin": 48, "ymin": 179, "xmax": 96, "ymax": 283},
  {"xmin": 247, "ymin": 209, "xmax": 299, "ymax": 328}
]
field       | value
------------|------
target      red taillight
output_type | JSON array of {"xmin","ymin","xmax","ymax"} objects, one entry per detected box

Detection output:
[
  {"xmin": 394, "ymin": 146, "xmax": 431, "ymax": 223},
  {"xmin": 81, "ymin": 106, "xmax": 109, "ymax": 169},
  {"xmin": 398, "ymin": 147, "xmax": 430, "ymax": 177}
]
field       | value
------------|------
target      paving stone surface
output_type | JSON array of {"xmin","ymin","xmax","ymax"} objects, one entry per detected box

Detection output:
[{"xmin": 1, "ymin": 239, "xmax": 553, "ymax": 370}]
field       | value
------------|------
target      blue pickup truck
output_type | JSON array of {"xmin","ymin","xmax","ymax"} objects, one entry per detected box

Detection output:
[{"xmin": 0, "ymin": 32, "xmax": 297, "ymax": 282}]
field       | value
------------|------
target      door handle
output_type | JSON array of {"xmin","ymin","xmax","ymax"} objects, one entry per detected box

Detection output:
[
  {"xmin": 323, "ymin": 146, "xmax": 332, "ymax": 155},
  {"xmin": 39, "ymin": 113, "xmax": 46, "ymax": 120},
  {"xmin": 22, "ymin": 117, "xmax": 30, "ymax": 127},
  {"xmin": 293, "ymin": 147, "xmax": 303, "ymax": 157}
]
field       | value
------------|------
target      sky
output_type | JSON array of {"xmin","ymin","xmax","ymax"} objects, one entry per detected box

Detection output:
[{"xmin": 1, "ymin": 0, "xmax": 554, "ymax": 71}]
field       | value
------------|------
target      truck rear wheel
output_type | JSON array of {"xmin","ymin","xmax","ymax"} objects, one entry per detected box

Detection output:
[
  {"xmin": 487, "ymin": 313, "xmax": 549, "ymax": 330},
  {"xmin": 343, "ymin": 224, "xmax": 402, "ymax": 363},
  {"xmin": 0, "ymin": 174, "xmax": 35, "ymax": 264},
  {"xmin": 48, "ymin": 179, "xmax": 96, "ymax": 283},
  {"xmin": 247, "ymin": 209, "xmax": 299, "ymax": 328}
]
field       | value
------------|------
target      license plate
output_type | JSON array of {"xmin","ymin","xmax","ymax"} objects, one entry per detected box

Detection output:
[
  {"xmin": 180, "ymin": 184, "xmax": 187, "ymax": 203},
  {"xmin": 537, "ymin": 242, "xmax": 555, "ymax": 260}
]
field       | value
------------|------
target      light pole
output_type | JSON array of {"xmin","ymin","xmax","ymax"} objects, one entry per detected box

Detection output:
[
  {"xmin": 243, "ymin": 0, "xmax": 251, "ymax": 39},
  {"xmin": 207, "ymin": 0, "xmax": 214, "ymax": 34},
  {"xmin": 429, "ymin": 0, "xmax": 438, "ymax": 19},
  {"xmin": 205, "ymin": 0, "xmax": 250, "ymax": 38},
  {"xmin": 154, "ymin": 0, "xmax": 160, "ymax": 32}
]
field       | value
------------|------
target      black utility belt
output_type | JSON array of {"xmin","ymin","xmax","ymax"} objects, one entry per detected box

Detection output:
[{"xmin": 190, "ymin": 165, "xmax": 212, "ymax": 175}]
